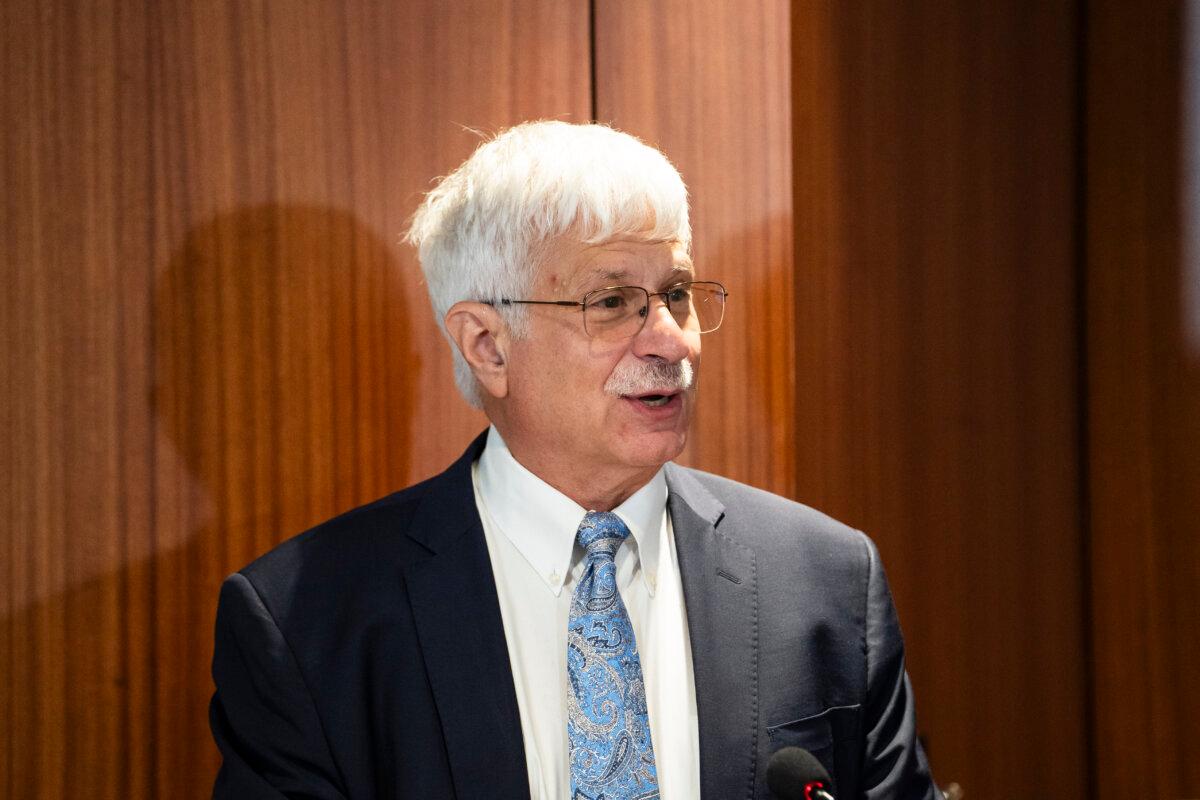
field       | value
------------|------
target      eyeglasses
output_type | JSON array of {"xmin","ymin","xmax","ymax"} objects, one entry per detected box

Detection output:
[{"xmin": 490, "ymin": 280, "xmax": 728, "ymax": 341}]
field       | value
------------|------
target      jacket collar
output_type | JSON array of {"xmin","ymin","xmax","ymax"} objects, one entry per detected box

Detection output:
[
  {"xmin": 401, "ymin": 431, "xmax": 531, "ymax": 800},
  {"xmin": 403, "ymin": 430, "xmax": 490, "ymax": 554}
]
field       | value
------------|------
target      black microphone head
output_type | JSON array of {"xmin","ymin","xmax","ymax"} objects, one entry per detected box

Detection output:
[{"xmin": 767, "ymin": 746, "xmax": 833, "ymax": 800}]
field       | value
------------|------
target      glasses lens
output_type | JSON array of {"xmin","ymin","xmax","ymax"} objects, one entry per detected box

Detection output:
[
  {"xmin": 668, "ymin": 281, "xmax": 725, "ymax": 333},
  {"xmin": 582, "ymin": 286, "xmax": 648, "ymax": 340}
]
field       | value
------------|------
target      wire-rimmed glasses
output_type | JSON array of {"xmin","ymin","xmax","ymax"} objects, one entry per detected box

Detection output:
[{"xmin": 492, "ymin": 280, "xmax": 728, "ymax": 341}]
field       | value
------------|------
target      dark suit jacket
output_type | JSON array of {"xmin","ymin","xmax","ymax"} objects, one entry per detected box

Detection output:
[{"xmin": 210, "ymin": 434, "xmax": 938, "ymax": 799}]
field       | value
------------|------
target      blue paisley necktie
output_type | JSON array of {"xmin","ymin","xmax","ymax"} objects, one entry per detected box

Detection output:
[{"xmin": 567, "ymin": 511, "xmax": 659, "ymax": 800}]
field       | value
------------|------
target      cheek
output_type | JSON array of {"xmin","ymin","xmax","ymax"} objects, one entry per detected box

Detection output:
[
  {"xmin": 577, "ymin": 344, "xmax": 627, "ymax": 393},
  {"xmin": 515, "ymin": 326, "xmax": 627, "ymax": 403}
]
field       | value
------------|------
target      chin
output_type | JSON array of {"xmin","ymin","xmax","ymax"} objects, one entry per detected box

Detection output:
[{"xmin": 618, "ymin": 429, "xmax": 689, "ymax": 468}]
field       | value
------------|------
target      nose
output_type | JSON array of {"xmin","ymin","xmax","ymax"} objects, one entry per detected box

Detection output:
[{"xmin": 630, "ymin": 296, "xmax": 695, "ymax": 363}]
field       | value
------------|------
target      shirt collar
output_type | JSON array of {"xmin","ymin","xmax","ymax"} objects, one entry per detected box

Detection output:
[{"xmin": 475, "ymin": 426, "xmax": 666, "ymax": 596}]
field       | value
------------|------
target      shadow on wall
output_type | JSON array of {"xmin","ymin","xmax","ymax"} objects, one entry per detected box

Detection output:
[
  {"xmin": 150, "ymin": 204, "xmax": 420, "ymax": 788},
  {"xmin": 6, "ymin": 205, "xmax": 418, "ymax": 798},
  {"xmin": 153, "ymin": 204, "xmax": 419, "ymax": 562}
]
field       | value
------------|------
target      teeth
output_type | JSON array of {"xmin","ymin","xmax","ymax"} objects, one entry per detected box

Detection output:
[{"xmin": 640, "ymin": 395, "xmax": 669, "ymax": 407}]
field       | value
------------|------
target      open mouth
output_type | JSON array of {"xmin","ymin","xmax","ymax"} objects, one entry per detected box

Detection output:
[{"xmin": 627, "ymin": 393, "xmax": 675, "ymax": 408}]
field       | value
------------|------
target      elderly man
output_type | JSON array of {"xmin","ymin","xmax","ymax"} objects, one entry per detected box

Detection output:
[{"xmin": 209, "ymin": 121, "xmax": 938, "ymax": 799}]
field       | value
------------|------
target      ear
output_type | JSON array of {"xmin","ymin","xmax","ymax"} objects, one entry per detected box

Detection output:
[{"xmin": 444, "ymin": 301, "xmax": 510, "ymax": 399}]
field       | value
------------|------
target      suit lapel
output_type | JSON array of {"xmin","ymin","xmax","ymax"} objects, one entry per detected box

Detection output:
[
  {"xmin": 666, "ymin": 465, "xmax": 760, "ymax": 800},
  {"xmin": 403, "ymin": 434, "xmax": 530, "ymax": 800}
]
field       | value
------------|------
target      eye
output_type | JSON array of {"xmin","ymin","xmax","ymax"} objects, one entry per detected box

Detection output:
[
  {"xmin": 600, "ymin": 294, "xmax": 625, "ymax": 309},
  {"xmin": 666, "ymin": 284, "xmax": 692, "ymax": 303},
  {"xmin": 586, "ymin": 289, "xmax": 630, "ymax": 312}
]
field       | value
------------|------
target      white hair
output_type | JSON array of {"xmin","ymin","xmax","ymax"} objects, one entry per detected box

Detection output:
[{"xmin": 404, "ymin": 120, "xmax": 692, "ymax": 407}]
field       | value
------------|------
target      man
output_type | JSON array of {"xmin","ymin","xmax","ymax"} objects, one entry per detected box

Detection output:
[{"xmin": 209, "ymin": 121, "xmax": 939, "ymax": 799}]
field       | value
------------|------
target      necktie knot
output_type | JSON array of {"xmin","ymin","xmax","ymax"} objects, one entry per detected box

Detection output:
[{"xmin": 576, "ymin": 511, "xmax": 630, "ymax": 561}]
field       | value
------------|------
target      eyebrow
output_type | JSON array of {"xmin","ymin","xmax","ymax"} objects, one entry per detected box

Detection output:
[{"xmin": 579, "ymin": 262, "xmax": 694, "ymax": 288}]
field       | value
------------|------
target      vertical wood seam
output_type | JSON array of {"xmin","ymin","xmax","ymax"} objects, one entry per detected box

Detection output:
[{"xmin": 1073, "ymin": 0, "xmax": 1098, "ymax": 796}]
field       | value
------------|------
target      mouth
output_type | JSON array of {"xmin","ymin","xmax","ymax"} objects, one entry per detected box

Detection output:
[{"xmin": 623, "ymin": 391, "xmax": 680, "ymax": 408}]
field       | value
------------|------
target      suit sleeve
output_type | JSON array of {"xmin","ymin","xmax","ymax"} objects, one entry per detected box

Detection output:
[
  {"xmin": 209, "ymin": 572, "xmax": 348, "ymax": 799},
  {"xmin": 860, "ymin": 536, "xmax": 940, "ymax": 800}
]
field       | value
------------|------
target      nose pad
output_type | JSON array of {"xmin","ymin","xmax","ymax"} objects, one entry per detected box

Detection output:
[{"xmin": 643, "ymin": 295, "xmax": 679, "ymax": 327}]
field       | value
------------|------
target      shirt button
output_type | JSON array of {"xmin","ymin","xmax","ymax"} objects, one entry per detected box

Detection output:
[
  {"xmin": 648, "ymin": 574, "xmax": 657, "ymax": 590},
  {"xmin": 549, "ymin": 570, "xmax": 561, "ymax": 586}
]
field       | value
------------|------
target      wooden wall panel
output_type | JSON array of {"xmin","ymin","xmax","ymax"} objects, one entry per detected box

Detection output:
[
  {"xmin": 1, "ymin": 2, "xmax": 588, "ymax": 797},
  {"xmin": 1086, "ymin": 0, "xmax": 1200, "ymax": 796},
  {"xmin": 790, "ymin": 3, "xmax": 1087, "ymax": 796},
  {"xmin": 593, "ymin": 0, "xmax": 796, "ymax": 500}
]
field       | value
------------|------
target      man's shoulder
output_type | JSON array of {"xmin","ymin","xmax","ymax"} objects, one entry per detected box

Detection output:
[
  {"xmin": 669, "ymin": 464, "xmax": 862, "ymax": 534},
  {"xmin": 666, "ymin": 464, "xmax": 873, "ymax": 561},
  {"xmin": 243, "ymin": 480, "xmax": 420, "ymax": 566},
  {"xmin": 232, "ymin": 466, "xmax": 464, "ymax": 613},
  {"xmin": 235, "ymin": 434, "xmax": 486, "ymax": 597}
]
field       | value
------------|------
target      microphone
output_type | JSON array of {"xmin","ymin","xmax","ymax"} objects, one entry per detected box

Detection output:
[{"xmin": 766, "ymin": 746, "xmax": 836, "ymax": 800}]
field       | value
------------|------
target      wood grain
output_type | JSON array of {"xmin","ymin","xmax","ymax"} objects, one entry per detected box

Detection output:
[
  {"xmin": 790, "ymin": 3, "xmax": 1087, "ymax": 796},
  {"xmin": 1, "ymin": 1, "xmax": 588, "ymax": 796},
  {"xmin": 1086, "ymin": 1, "xmax": 1200, "ymax": 795},
  {"xmin": 594, "ymin": 0, "xmax": 796, "ymax": 500},
  {"xmin": 9, "ymin": 2, "xmax": 1193, "ymax": 798}
]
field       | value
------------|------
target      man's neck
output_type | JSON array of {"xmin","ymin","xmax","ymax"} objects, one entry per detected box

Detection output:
[
  {"xmin": 494, "ymin": 436, "xmax": 659, "ymax": 511},
  {"xmin": 536, "ymin": 467, "xmax": 658, "ymax": 512}
]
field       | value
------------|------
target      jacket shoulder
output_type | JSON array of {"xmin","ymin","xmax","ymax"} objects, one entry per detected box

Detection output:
[
  {"xmin": 232, "ymin": 470, "xmax": 451, "ymax": 618},
  {"xmin": 670, "ymin": 465, "xmax": 871, "ymax": 555},
  {"xmin": 237, "ymin": 432, "xmax": 489, "ymax": 595}
]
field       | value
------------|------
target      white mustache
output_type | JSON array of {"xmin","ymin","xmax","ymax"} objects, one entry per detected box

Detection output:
[{"xmin": 604, "ymin": 358, "xmax": 694, "ymax": 397}]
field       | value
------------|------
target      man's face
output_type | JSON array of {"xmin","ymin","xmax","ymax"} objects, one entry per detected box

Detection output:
[{"xmin": 498, "ymin": 232, "xmax": 702, "ymax": 487}]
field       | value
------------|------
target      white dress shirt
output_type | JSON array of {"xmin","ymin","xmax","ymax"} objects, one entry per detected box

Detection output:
[{"xmin": 472, "ymin": 426, "xmax": 700, "ymax": 799}]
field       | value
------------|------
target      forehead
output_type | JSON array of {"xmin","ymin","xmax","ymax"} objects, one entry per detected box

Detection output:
[{"xmin": 539, "ymin": 235, "xmax": 693, "ymax": 292}]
